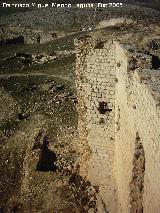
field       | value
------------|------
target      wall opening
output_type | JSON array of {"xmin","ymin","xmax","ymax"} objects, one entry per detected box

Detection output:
[
  {"xmin": 37, "ymin": 35, "xmax": 41, "ymax": 44},
  {"xmin": 97, "ymin": 101, "xmax": 112, "ymax": 114},
  {"xmin": 152, "ymin": 55, "xmax": 160, "ymax": 70},
  {"xmin": 130, "ymin": 133, "xmax": 145, "ymax": 213}
]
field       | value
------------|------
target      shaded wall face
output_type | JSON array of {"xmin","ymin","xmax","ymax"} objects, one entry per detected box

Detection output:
[
  {"xmin": 129, "ymin": 72, "xmax": 160, "ymax": 213},
  {"xmin": 115, "ymin": 43, "xmax": 160, "ymax": 213}
]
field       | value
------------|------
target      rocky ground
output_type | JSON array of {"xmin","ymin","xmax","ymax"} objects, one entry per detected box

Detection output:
[
  {"xmin": 0, "ymin": 28, "xmax": 98, "ymax": 212},
  {"xmin": 0, "ymin": 4, "xmax": 160, "ymax": 44},
  {"xmin": 0, "ymin": 76, "xmax": 98, "ymax": 213}
]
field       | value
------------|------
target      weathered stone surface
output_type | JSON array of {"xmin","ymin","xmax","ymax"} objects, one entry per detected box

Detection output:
[{"xmin": 76, "ymin": 34, "xmax": 160, "ymax": 213}]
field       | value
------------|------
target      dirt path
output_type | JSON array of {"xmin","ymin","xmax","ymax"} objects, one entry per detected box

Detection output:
[{"xmin": 0, "ymin": 72, "xmax": 73, "ymax": 82}]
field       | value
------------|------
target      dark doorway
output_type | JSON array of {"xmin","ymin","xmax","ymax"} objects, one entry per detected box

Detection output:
[
  {"xmin": 152, "ymin": 55, "xmax": 160, "ymax": 70},
  {"xmin": 97, "ymin": 101, "xmax": 112, "ymax": 114},
  {"xmin": 37, "ymin": 35, "xmax": 41, "ymax": 44}
]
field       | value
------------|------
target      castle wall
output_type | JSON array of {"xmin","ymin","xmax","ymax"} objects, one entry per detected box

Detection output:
[
  {"xmin": 75, "ymin": 38, "xmax": 117, "ymax": 212},
  {"xmin": 86, "ymin": 43, "xmax": 118, "ymax": 212},
  {"xmin": 114, "ymin": 43, "xmax": 133, "ymax": 213},
  {"xmin": 115, "ymin": 42, "xmax": 160, "ymax": 213},
  {"xmin": 115, "ymin": 43, "xmax": 138, "ymax": 212},
  {"xmin": 76, "ymin": 38, "xmax": 160, "ymax": 213},
  {"xmin": 86, "ymin": 43, "xmax": 116, "ymax": 186}
]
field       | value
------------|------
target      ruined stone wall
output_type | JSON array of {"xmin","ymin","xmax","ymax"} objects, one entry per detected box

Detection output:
[
  {"xmin": 76, "ymin": 38, "xmax": 160, "ymax": 213},
  {"xmin": 75, "ymin": 38, "xmax": 118, "ymax": 212},
  {"xmin": 115, "ymin": 42, "xmax": 160, "ymax": 213},
  {"xmin": 86, "ymin": 42, "xmax": 118, "ymax": 212},
  {"xmin": 0, "ymin": 27, "xmax": 57, "ymax": 44}
]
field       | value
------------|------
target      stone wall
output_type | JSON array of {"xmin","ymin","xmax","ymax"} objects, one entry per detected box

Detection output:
[
  {"xmin": 75, "ymin": 37, "xmax": 160, "ymax": 212},
  {"xmin": 75, "ymin": 38, "xmax": 118, "ymax": 212},
  {"xmin": 115, "ymin": 42, "xmax": 160, "ymax": 213},
  {"xmin": 0, "ymin": 27, "xmax": 57, "ymax": 44}
]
